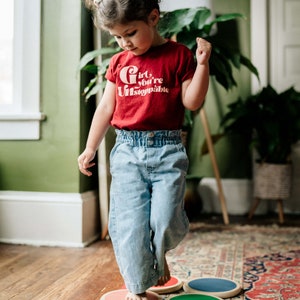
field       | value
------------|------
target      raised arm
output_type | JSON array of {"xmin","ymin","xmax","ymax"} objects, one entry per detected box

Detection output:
[
  {"xmin": 182, "ymin": 38, "xmax": 212, "ymax": 111},
  {"xmin": 78, "ymin": 80, "xmax": 116, "ymax": 176}
]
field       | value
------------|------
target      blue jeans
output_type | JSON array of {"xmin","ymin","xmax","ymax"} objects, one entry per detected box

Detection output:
[{"xmin": 108, "ymin": 129, "xmax": 189, "ymax": 294}]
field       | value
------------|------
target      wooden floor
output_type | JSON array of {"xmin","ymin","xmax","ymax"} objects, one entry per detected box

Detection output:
[
  {"xmin": 1, "ymin": 213, "xmax": 299, "ymax": 300},
  {"xmin": 0, "ymin": 239, "xmax": 122, "ymax": 300}
]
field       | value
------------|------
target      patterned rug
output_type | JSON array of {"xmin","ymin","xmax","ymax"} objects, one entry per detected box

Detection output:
[
  {"xmin": 162, "ymin": 223, "xmax": 300, "ymax": 300},
  {"xmin": 244, "ymin": 250, "xmax": 300, "ymax": 300}
]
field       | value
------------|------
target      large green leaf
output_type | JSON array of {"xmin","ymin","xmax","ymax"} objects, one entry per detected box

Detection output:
[
  {"xmin": 209, "ymin": 48, "xmax": 237, "ymax": 90},
  {"xmin": 240, "ymin": 55, "xmax": 260, "ymax": 80},
  {"xmin": 82, "ymin": 64, "xmax": 99, "ymax": 75},
  {"xmin": 159, "ymin": 8, "xmax": 202, "ymax": 37},
  {"xmin": 86, "ymin": 81, "xmax": 106, "ymax": 100},
  {"xmin": 193, "ymin": 9, "xmax": 212, "ymax": 31},
  {"xmin": 202, "ymin": 13, "xmax": 244, "ymax": 35},
  {"xmin": 77, "ymin": 47, "xmax": 118, "ymax": 73},
  {"xmin": 177, "ymin": 28, "xmax": 202, "ymax": 49}
]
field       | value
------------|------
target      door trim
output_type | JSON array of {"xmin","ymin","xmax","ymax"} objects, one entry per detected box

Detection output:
[{"xmin": 250, "ymin": 0, "xmax": 268, "ymax": 93}]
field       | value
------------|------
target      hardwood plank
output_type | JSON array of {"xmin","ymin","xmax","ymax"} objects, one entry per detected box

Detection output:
[
  {"xmin": 0, "ymin": 241, "xmax": 123, "ymax": 300},
  {"xmin": 34, "ymin": 248, "xmax": 118, "ymax": 299},
  {"xmin": 2, "ymin": 251, "xmax": 82, "ymax": 299}
]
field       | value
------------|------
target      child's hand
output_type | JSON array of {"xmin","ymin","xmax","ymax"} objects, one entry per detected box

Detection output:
[
  {"xmin": 195, "ymin": 37, "xmax": 212, "ymax": 65},
  {"xmin": 78, "ymin": 149, "xmax": 96, "ymax": 176}
]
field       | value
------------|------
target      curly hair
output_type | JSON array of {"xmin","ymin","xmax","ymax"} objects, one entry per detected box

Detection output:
[{"xmin": 84, "ymin": 0, "xmax": 161, "ymax": 29}]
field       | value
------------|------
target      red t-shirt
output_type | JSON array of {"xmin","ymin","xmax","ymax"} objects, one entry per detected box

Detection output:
[{"xmin": 105, "ymin": 40, "xmax": 196, "ymax": 130}]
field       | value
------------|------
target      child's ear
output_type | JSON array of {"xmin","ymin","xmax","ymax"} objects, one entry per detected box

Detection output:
[{"xmin": 148, "ymin": 9, "xmax": 160, "ymax": 26}]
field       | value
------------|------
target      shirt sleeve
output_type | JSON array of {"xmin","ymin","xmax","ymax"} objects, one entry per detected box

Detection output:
[{"xmin": 105, "ymin": 54, "xmax": 117, "ymax": 83}]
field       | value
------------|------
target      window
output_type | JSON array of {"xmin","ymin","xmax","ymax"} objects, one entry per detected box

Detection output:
[
  {"xmin": 0, "ymin": 1, "xmax": 13, "ymax": 107},
  {"xmin": 0, "ymin": 0, "xmax": 44, "ymax": 140}
]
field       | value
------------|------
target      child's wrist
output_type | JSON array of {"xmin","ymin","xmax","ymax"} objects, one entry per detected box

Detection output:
[
  {"xmin": 85, "ymin": 146, "xmax": 97, "ymax": 154},
  {"xmin": 197, "ymin": 61, "xmax": 209, "ymax": 67}
]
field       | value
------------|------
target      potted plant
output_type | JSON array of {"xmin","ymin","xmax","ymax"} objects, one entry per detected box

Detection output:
[{"xmin": 220, "ymin": 85, "xmax": 300, "ymax": 222}]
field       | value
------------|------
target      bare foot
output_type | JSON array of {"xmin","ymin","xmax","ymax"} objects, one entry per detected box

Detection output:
[
  {"xmin": 156, "ymin": 257, "xmax": 171, "ymax": 286},
  {"xmin": 126, "ymin": 292, "xmax": 148, "ymax": 300}
]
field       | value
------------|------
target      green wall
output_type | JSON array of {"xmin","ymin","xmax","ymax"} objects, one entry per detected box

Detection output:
[
  {"xmin": 187, "ymin": 0, "xmax": 252, "ymax": 179},
  {"xmin": 0, "ymin": 0, "xmax": 96, "ymax": 193}
]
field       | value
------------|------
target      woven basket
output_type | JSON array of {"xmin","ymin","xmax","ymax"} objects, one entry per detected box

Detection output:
[{"xmin": 254, "ymin": 163, "xmax": 292, "ymax": 199}]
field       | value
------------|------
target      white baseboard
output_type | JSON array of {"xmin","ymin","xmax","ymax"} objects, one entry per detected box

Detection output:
[
  {"xmin": 198, "ymin": 178, "xmax": 300, "ymax": 215},
  {"xmin": 198, "ymin": 178, "xmax": 268, "ymax": 215},
  {"xmin": 0, "ymin": 190, "xmax": 100, "ymax": 247}
]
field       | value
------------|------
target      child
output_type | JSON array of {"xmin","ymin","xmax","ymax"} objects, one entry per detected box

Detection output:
[{"xmin": 78, "ymin": 1, "xmax": 211, "ymax": 299}]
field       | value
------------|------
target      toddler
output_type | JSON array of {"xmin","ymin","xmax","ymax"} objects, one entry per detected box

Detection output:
[{"xmin": 78, "ymin": 1, "xmax": 211, "ymax": 299}]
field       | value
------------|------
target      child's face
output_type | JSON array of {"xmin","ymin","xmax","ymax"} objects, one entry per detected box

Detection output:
[{"xmin": 109, "ymin": 10, "xmax": 160, "ymax": 56}]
